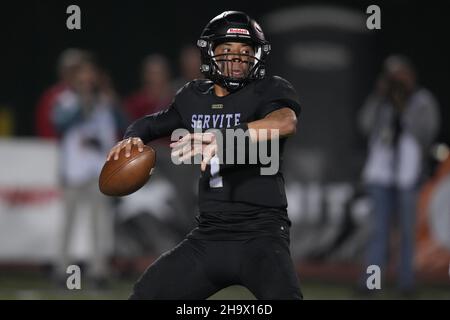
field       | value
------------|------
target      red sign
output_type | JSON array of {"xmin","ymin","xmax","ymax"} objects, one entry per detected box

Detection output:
[{"xmin": 227, "ymin": 28, "xmax": 249, "ymax": 35}]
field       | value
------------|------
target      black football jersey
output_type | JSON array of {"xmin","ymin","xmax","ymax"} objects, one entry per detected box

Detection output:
[{"xmin": 124, "ymin": 75, "xmax": 301, "ymax": 239}]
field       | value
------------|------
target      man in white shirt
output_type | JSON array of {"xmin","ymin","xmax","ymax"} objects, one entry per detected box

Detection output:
[{"xmin": 52, "ymin": 56, "xmax": 117, "ymax": 286}]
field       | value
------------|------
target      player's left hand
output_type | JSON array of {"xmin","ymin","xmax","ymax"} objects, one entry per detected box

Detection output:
[{"xmin": 170, "ymin": 132, "xmax": 218, "ymax": 171}]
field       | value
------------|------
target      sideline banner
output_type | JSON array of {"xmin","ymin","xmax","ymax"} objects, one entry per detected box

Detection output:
[{"xmin": 0, "ymin": 139, "xmax": 93, "ymax": 262}]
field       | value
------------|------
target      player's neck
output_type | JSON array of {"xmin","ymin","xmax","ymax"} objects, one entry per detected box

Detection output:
[{"xmin": 214, "ymin": 84, "xmax": 229, "ymax": 97}]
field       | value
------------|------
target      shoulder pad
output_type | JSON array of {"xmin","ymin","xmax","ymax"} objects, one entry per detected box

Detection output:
[
  {"xmin": 192, "ymin": 79, "xmax": 215, "ymax": 94},
  {"xmin": 254, "ymin": 75, "xmax": 294, "ymax": 94},
  {"xmin": 176, "ymin": 79, "xmax": 214, "ymax": 96}
]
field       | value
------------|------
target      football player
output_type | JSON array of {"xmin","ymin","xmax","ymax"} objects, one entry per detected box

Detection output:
[{"xmin": 107, "ymin": 11, "xmax": 303, "ymax": 299}]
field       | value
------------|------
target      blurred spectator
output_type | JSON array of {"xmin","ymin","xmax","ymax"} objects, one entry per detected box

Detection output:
[
  {"xmin": 35, "ymin": 49, "xmax": 90, "ymax": 139},
  {"xmin": 51, "ymin": 55, "xmax": 117, "ymax": 286},
  {"xmin": 172, "ymin": 45, "xmax": 203, "ymax": 91},
  {"xmin": 124, "ymin": 54, "xmax": 174, "ymax": 121},
  {"xmin": 98, "ymin": 69, "xmax": 130, "ymax": 138},
  {"xmin": 358, "ymin": 55, "xmax": 440, "ymax": 293}
]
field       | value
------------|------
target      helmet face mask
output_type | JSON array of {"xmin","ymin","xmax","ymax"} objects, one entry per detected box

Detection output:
[
  {"xmin": 209, "ymin": 42, "xmax": 262, "ymax": 90},
  {"xmin": 197, "ymin": 11, "xmax": 271, "ymax": 92}
]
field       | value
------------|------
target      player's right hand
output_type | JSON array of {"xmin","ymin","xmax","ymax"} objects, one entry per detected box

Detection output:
[{"xmin": 107, "ymin": 137, "xmax": 144, "ymax": 161}]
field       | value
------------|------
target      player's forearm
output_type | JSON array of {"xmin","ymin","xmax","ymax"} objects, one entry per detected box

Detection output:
[
  {"xmin": 214, "ymin": 108, "xmax": 296, "ymax": 170},
  {"xmin": 123, "ymin": 107, "xmax": 183, "ymax": 144},
  {"xmin": 247, "ymin": 107, "xmax": 297, "ymax": 141},
  {"xmin": 123, "ymin": 116, "xmax": 154, "ymax": 144}
]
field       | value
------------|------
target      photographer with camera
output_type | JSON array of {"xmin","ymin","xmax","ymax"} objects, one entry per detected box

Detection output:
[{"xmin": 358, "ymin": 55, "xmax": 440, "ymax": 294}]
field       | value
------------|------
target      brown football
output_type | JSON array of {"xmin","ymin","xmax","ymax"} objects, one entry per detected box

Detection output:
[{"xmin": 99, "ymin": 145, "xmax": 156, "ymax": 197}]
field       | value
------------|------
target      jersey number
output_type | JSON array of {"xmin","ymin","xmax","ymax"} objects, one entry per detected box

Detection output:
[{"xmin": 209, "ymin": 155, "xmax": 223, "ymax": 188}]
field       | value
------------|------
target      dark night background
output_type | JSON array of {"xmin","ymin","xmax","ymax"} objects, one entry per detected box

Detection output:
[
  {"xmin": 0, "ymin": 0, "xmax": 449, "ymax": 300},
  {"xmin": 0, "ymin": 0, "xmax": 448, "ymax": 142}
]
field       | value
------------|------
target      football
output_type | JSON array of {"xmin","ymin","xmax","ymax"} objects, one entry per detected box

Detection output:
[{"xmin": 99, "ymin": 145, "xmax": 156, "ymax": 197}]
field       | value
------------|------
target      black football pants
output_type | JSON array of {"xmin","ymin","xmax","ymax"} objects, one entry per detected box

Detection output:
[{"xmin": 128, "ymin": 236, "xmax": 303, "ymax": 300}]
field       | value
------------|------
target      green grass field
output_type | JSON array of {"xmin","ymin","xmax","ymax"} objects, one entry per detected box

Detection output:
[{"xmin": 0, "ymin": 271, "xmax": 449, "ymax": 300}]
